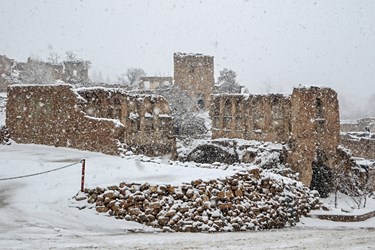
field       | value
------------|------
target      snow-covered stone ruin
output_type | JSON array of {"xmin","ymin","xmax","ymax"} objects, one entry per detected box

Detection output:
[
  {"xmin": 3, "ymin": 52, "xmax": 374, "ymax": 233},
  {"xmin": 210, "ymin": 86, "xmax": 342, "ymax": 187},
  {"xmin": 340, "ymin": 118, "xmax": 375, "ymax": 160},
  {"xmin": 6, "ymin": 84, "xmax": 176, "ymax": 156}
]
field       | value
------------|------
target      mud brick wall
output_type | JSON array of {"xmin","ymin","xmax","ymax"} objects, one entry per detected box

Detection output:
[
  {"xmin": 6, "ymin": 84, "xmax": 123, "ymax": 155},
  {"xmin": 341, "ymin": 118, "xmax": 375, "ymax": 133},
  {"xmin": 210, "ymin": 87, "xmax": 341, "ymax": 186},
  {"xmin": 174, "ymin": 53, "xmax": 214, "ymax": 109},
  {"xmin": 210, "ymin": 94, "xmax": 290, "ymax": 142},
  {"xmin": 139, "ymin": 76, "xmax": 173, "ymax": 91},
  {"xmin": 288, "ymin": 87, "xmax": 340, "ymax": 185},
  {"xmin": 340, "ymin": 135, "xmax": 375, "ymax": 159},
  {"xmin": 77, "ymin": 88, "xmax": 176, "ymax": 157}
]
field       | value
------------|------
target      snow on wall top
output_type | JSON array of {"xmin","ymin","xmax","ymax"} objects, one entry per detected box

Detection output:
[
  {"xmin": 294, "ymin": 85, "xmax": 334, "ymax": 91},
  {"xmin": 75, "ymin": 87, "xmax": 167, "ymax": 102},
  {"xmin": 8, "ymin": 82, "xmax": 72, "ymax": 88},
  {"xmin": 211, "ymin": 92, "xmax": 290, "ymax": 100},
  {"xmin": 174, "ymin": 52, "xmax": 213, "ymax": 59}
]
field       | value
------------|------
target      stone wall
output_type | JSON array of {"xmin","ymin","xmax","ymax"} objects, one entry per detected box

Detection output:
[
  {"xmin": 340, "ymin": 118, "xmax": 375, "ymax": 160},
  {"xmin": 139, "ymin": 76, "xmax": 173, "ymax": 91},
  {"xmin": 6, "ymin": 84, "xmax": 123, "ymax": 155},
  {"xmin": 210, "ymin": 87, "xmax": 341, "ymax": 186},
  {"xmin": 341, "ymin": 118, "xmax": 375, "ymax": 133},
  {"xmin": 77, "ymin": 88, "xmax": 176, "ymax": 157},
  {"xmin": 63, "ymin": 61, "xmax": 90, "ymax": 84},
  {"xmin": 211, "ymin": 94, "xmax": 290, "ymax": 142},
  {"xmin": 6, "ymin": 85, "xmax": 176, "ymax": 157},
  {"xmin": 288, "ymin": 87, "xmax": 340, "ymax": 185},
  {"xmin": 0, "ymin": 55, "xmax": 90, "ymax": 87},
  {"xmin": 340, "ymin": 134, "xmax": 375, "ymax": 159},
  {"xmin": 368, "ymin": 168, "xmax": 375, "ymax": 192},
  {"xmin": 174, "ymin": 53, "xmax": 214, "ymax": 109},
  {"xmin": 16, "ymin": 58, "xmax": 64, "ymax": 84}
]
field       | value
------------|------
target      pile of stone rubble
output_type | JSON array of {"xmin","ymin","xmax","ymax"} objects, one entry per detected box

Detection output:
[
  {"xmin": 82, "ymin": 167, "xmax": 320, "ymax": 232},
  {"xmin": 0, "ymin": 125, "xmax": 10, "ymax": 145}
]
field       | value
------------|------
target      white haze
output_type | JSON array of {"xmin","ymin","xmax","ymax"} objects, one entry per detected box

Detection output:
[{"xmin": 0, "ymin": 0, "xmax": 374, "ymax": 119}]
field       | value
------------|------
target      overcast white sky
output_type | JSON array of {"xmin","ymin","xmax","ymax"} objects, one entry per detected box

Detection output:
[{"xmin": 0, "ymin": 0, "xmax": 374, "ymax": 117}]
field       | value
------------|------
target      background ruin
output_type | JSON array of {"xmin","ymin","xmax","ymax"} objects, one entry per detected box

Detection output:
[
  {"xmin": 340, "ymin": 118, "xmax": 375, "ymax": 160},
  {"xmin": 173, "ymin": 52, "xmax": 214, "ymax": 109},
  {"xmin": 0, "ymin": 55, "xmax": 90, "ymax": 91}
]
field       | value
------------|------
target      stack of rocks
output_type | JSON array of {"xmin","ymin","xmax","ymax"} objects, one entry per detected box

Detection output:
[
  {"xmin": 0, "ymin": 126, "xmax": 10, "ymax": 145},
  {"xmin": 83, "ymin": 168, "xmax": 320, "ymax": 232}
]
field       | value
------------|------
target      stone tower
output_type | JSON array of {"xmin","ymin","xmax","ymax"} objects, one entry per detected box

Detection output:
[
  {"xmin": 288, "ymin": 87, "xmax": 340, "ymax": 186},
  {"xmin": 173, "ymin": 52, "xmax": 214, "ymax": 109}
]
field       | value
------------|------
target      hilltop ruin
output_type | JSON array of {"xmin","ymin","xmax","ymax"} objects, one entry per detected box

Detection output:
[{"xmin": 0, "ymin": 55, "xmax": 90, "ymax": 91}]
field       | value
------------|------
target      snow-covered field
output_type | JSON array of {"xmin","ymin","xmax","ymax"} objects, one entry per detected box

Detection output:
[{"xmin": 0, "ymin": 142, "xmax": 374, "ymax": 249}]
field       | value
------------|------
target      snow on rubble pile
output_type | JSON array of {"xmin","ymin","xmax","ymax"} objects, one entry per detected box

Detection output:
[
  {"xmin": 80, "ymin": 166, "xmax": 320, "ymax": 232},
  {"xmin": 0, "ymin": 125, "xmax": 10, "ymax": 145},
  {"xmin": 0, "ymin": 92, "xmax": 6, "ymax": 125}
]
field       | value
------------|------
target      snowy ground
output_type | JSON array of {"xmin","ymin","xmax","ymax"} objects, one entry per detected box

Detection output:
[{"xmin": 0, "ymin": 143, "xmax": 374, "ymax": 249}]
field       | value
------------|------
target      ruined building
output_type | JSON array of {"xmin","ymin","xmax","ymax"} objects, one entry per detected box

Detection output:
[
  {"xmin": 135, "ymin": 52, "xmax": 232, "ymax": 111},
  {"xmin": 340, "ymin": 118, "xmax": 375, "ymax": 159},
  {"xmin": 6, "ymin": 84, "xmax": 175, "ymax": 157},
  {"xmin": 341, "ymin": 118, "xmax": 375, "ymax": 133},
  {"xmin": 174, "ymin": 53, "xmax": 215, "ymax": 109},
  {"xmin": 138, "ymin": 76, "xmax": 173, "ymax": 91},
  {"xmin": 0, "ymin": 55, "xmax": 90, "ymax": 91},
  {"xmin": 210, "ymin": 87, "xmax": 341, "ymax": 186},
  {"xmin": 4, "ymin": 52, "xmax": 370, "ymax": 190},
  {"xmin": 63, "ymin": 60, "xmax": 90, "ymax": 84},
  {"xmin": 15, "ymin": 58, "xmax": 64, "ymax": 84},
  {"xmin": 0, "ymin": 55, "xmax": 15, "ymax": 91}
]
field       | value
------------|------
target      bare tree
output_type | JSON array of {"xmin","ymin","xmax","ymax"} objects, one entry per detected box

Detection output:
[
  {"xmin": 156, "ymin": 85, "xmax": 208, "ymax": 138},
  {"xmin": 126, "ymin": 68, "xmax": 146, "ymax": 86},
  {"xmin": 47, "ymin": 51, "xmax": 60, "ymax": 64},
  {"xmin": 331, "ymin": 148, "xmax": 372, "ymax": 209},
  {"xmin": 65, "ymin": 50, "xmax": 77, "ymax": 61}
]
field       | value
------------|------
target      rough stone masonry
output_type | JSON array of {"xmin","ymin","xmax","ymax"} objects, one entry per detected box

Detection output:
[
  {"xmin": 6, "ymin": 84, "xmax": 176, "ymax": 157},
  {"xmin": 210, "ymin": 86, "xmax": 341, "ymax": 186},
  {"xmin": 82, "ymin": 167, "xmax": 320, "ymax": 232}
]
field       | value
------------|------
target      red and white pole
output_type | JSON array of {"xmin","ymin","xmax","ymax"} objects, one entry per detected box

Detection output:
[{"xmin": 80, "ymin": 159, "xmax": 86, "ymax": 192}]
